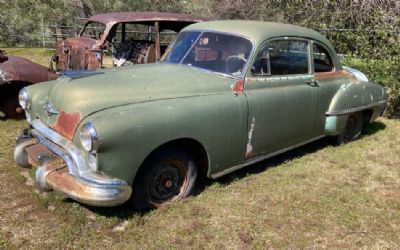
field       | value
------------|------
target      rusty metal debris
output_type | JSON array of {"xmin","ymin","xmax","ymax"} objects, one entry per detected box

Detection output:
[
  {"xmin": 0, "ymin": 52, "xmax": 58, "ymax": 119},
  {"xmin": 53, "ymin": 12, "xmax": 209, "ymax": 71}
]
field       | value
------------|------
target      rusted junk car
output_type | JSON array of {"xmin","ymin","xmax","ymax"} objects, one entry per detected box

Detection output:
[
  {"xmin": 0, "ymin": 50, "xmax": 57, "ymax": 118},
  {"xmin": 1, "ymin": 12, "xmax": 206, "ymax": 119},
  {"xmin": 52, "ymin": 12, "xmax": 208, "ymax": 71}
]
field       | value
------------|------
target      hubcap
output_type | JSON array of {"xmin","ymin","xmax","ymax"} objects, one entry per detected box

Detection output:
[{"xmin": 149, "ymin": 160, "xmax": 188, "ymax": 204}]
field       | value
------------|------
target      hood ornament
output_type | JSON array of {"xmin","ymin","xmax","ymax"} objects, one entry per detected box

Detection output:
[{"xmin": 43, "ymin": 100, "xmax": 59, "ymax": 116}]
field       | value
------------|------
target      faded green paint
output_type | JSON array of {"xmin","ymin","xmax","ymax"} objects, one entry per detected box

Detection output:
[
  {"xmin": 183, "ymin": 21, "xmax": 342, "ymax": 70},
  {"xmin": 23, "ymin": 21, "xmax": 386, "ymax": 185}
]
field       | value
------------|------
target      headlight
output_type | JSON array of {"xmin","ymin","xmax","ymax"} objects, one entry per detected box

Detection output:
[
  {"xmin": 80, "ymin": 122, "xmax": 99, "ymax": 152},
  {"xmin": 18, "ymin": 88, "xmax": 30, "ymax": 111}
]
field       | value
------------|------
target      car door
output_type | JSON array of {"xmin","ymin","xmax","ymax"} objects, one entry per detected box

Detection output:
[
  {"xmin": 244, "ymin": 38, "xmax": 320, "ymax": 159},
  {"xmin": 310, "ymin": 41, "xmax": 344, "ymax": 134}
]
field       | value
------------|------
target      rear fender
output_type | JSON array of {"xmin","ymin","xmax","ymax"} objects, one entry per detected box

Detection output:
[{"xmin": 324, "ymin": 80, "xmax": 386, "ymax": 135}]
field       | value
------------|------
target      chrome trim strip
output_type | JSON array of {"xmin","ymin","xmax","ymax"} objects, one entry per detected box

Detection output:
[
  {"xmin": 32, "ymin": 129, "xmax": 79, "ymax": 176},
  {"xmin": 30, "ymin": 119, "xmax": 128, "ymax": 187},
  {"xmin": 326, "ymin": 100, "xmax": 387, "ymax": 116},
  {"xmin": 31, "ymin": 119, "xmax": 84, "ymax": 176},
  {"xmin": 211, "ymin": 135, "xmax": 325, "ymax": 179}
]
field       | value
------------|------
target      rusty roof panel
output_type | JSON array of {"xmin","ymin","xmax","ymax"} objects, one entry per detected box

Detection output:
[{"xmin": 87, "ymin": 11, "xmax": 210, "ymax": 25}]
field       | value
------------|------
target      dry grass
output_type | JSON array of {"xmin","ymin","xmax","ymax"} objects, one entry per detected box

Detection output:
[
  {"xmin": 0, "ymin": 118, "xmax": 399, "ymax": 249},
  {"xmin": 2, "ymin": 48, "xmax": 54, "ymax": 67}
]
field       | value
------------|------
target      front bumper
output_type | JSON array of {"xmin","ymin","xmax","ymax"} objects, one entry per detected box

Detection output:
[{"xmin": 14, "ymin": 119, "xmax": 132, "ymax": 207}]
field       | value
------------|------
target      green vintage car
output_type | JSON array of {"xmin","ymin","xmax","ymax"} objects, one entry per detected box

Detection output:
[{"xmin": 14, "ymin": 21, "xmax": 386, "ymax": 211}]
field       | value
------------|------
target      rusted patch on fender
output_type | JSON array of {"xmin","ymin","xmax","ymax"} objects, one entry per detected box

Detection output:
[
  {"xmin": 231, "ymin": 79, "xmax": 244, "ymax": 95},
  {"xmin": 51, "ymin": 111, "xmax": 81, "ymax": 140},
  {"xmin": 315, "ymin": 70, "xmax": 353, "ymax": 79}
]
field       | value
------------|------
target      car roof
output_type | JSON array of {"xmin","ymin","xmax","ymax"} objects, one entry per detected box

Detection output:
[
  {"xmin": 88, "ymin": 11, "xmax": 209, "ymax": 25},
  {"xmin": 183, "ymin": 20, "xmax": 334, "ymax": 50}
]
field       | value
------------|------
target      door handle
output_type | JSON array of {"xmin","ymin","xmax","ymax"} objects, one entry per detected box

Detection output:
[{"xmin": 306, "ymin": 79, "xmax": 319, "ymax": 87}]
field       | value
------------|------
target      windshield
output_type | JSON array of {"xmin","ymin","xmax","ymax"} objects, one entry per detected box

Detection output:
[
  {"xmin": 80, "ymin": 22, "xmax": 106, "ymax": 40},
  {"xmin": 162, "ymin": 31, "xmax": 253, "ymax": 77}
]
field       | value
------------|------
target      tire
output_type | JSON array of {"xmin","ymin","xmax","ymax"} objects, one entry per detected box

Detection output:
[
  {"xmin": 331, "ymin": 112, "xmax": 363, "ymax": 145},
  {"xmin": 131, "ymin": 147, "xmax": 198, "ymax": 211}
]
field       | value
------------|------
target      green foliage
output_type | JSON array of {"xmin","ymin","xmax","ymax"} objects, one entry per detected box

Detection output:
[
  {"xmin": 1, "ymin": 0, "xmax": 399, "ymax": 116},
  {"xmin": 342, "ymin": 56, "xmax": 400, "ymax": 118},
  {"xmin": 282, "ymin": 0, "xmax": 400, "ymax": 117}
]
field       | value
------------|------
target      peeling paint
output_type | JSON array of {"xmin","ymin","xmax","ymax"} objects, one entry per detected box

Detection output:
[
  {"xmin": 246, "ymin": 117, "xmax": 256, "ymax": 159},
  {"xmin": 0, "ymin": 69, "xmax": 5, "ymax": 81}
]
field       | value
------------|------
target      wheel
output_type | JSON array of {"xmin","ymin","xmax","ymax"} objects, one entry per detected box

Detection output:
[
  {"xmin": 131, "ymin": 147, "xmax": 198, "ymax": 211},
  {"xmin": 331, "ymin": 112, "xmax": 363, "ymax": 145}
]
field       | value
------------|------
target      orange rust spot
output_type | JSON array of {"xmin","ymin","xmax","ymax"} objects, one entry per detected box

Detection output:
[
  {"xmin": 25, "ymin": 144, "xmax": 53, "ymax": 167},
  {"xmin": 51, "ymin": 111, "xmax": 81, "ymax": 140},
  {"xmin": 16, "ymin": 107, "xmax": 24, "ymax": 113},
  {"xmin": 245, "ymin": 151, "xmax": 257, "ymax": 160},
  {"xmin": 247, "ymin": 77, "xmax": 257, "ymax": 82},
  {"xmin": 315, "ymin": 70, "xmax": 353, "ymax": 79},
  {"xmin": 232, "ymin": 79, "xmax": 244, "ymax": 94}
]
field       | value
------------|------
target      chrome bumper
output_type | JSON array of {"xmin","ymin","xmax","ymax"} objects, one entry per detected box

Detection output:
[{"xmin": 15, "ymin": 119, "xmax": 132, "ymax": 207}]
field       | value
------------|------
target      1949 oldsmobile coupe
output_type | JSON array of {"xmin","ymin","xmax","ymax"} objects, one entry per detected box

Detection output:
[{"xmin": 14, "ymin": 21, "xmax": 386, "ymax": 211}]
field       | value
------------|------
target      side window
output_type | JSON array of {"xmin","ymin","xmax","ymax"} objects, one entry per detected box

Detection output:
[
  {"xmin": 252, "ymin": 40, "xmax": 309, "ymax": 76},
  {"xmin": 313, "ymin": 43, "xmax": 334, "ymax": 72}
]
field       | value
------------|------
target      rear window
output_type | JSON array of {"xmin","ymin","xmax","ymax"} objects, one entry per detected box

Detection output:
[
  {"xmin": 252, "ymin": 40, "xmax": 309, "ymax": 76},
  {"xmin": 313, "ymin": 43, "xmax": 334, "ymax": 72}
]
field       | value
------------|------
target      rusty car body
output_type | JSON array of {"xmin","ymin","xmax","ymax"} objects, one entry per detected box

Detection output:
[
  {"xmin": 0, "ymin": 50, "xmax": 57, "ymax": 118},
  {"xmin": 14, "ymin": 21, "xmax": 386, "ymax": 211},
  {"xmin": 52, "ymin": 11, "xmax": 208, "ymax": 71}
]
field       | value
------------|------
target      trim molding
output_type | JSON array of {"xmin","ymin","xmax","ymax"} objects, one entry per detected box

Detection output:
[
  {"xmin": 326, "ymin": 100, "xmax": 386, "ymax": 116},
  {"xmin": 211, "ymin": 135, "xmax": 325, "ymax": 179}
]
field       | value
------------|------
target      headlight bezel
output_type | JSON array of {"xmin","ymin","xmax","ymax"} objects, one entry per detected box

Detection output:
[
  {"xmin": 18, "ymin": 87, "xmax": 30, "ymax": 111},
  {"xmin": 79, "ymin": 122, "xmax": 99, "ymax": 152}
]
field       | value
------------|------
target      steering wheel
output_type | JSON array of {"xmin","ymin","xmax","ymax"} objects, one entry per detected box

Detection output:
[{"xmin": 226, "ymin": 55, "xmax": 247, "ymax": 74}]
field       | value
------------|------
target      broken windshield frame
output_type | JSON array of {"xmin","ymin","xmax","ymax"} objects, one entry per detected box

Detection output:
[
  {"xmin": 162, "ymin": 31, "xmax": 254, "ymax": 78},
  {"xmin": 80, "ymin": 22, "xmax": 106, "ymax": 40}
]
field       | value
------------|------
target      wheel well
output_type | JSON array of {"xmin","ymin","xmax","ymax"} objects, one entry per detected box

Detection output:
[
  {"xmin": 362, "ymin": 109, "xmax": 373, "ymax": 125},
  {"xmin": 0, "ymin": 81, "xmax": 31, "ymax": 98},
  {"xmin": 140, "ymin": 138, "xmax": 209, "ymax": 175},
  {"xmin": 0, "ymin": 81, "xmax": 31, "ymax": 117}
]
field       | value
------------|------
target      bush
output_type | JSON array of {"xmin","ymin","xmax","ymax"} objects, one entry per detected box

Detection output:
[{"xmin": 341, "ymin": 56, "xmax": 400, "ymax": 118}]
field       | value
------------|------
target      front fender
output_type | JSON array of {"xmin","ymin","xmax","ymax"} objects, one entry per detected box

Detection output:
[{"xmin": 77, "ymin": 94, "xmax": 248, "ymax": 184}]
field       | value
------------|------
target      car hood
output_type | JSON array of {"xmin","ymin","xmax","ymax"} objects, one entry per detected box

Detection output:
[
  {"xmin": 57, "ymin": 37, "xmax": 99, "ymax": 50},
  {"xmin": 40, "ymin": 63, "xmax": 233, "ymax": 120}
]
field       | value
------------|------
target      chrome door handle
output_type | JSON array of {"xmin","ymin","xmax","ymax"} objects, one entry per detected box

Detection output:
[{"xmin": 306, "ymin": 79, "xmax": 319, "ymax": 87}]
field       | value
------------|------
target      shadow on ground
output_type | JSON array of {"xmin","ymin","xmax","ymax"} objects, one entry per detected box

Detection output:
[{"xmin": 70, "ymin": 121, "xmax": 386, "ymax": 218}]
